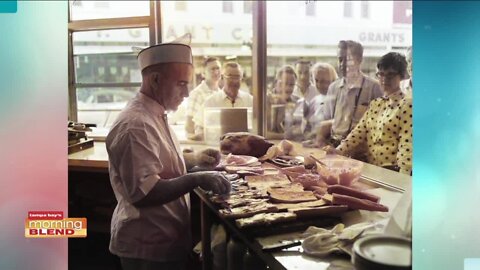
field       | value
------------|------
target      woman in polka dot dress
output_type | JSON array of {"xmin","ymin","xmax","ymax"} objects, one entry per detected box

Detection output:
[{"xmin": 324, "ymin": 52, "xmax": 412, "ymax": 175}]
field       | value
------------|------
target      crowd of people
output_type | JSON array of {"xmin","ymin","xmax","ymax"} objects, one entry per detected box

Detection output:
[{"xmin": 183, "ymin": 40, "xmax": 412, "ymax": 175}]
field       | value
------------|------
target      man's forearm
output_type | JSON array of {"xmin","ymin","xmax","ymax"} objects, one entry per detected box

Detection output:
[{"xmin": 133, "ymin": 173, "xmax": 198, "ymax": 208}]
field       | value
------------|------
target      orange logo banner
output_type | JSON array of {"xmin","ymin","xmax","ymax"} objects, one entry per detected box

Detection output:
[{"xmin": 25, "ymin": 211, "xmax": 87, "ymax": 238}]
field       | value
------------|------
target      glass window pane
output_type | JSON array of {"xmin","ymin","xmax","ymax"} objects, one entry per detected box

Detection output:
[
  {"xmin": 69, "ymin": 1, "xmax": 150, "ymax": 21},
  {"xmin": 175, "ymin": 1, "xmax": 188, "ymax": 11},
  {"xmin": 77, "ymin": 87, "xmax": 136, "ymax": 128},
  {"xmin": 306, "ymin": 2, "xmax": 316, "ymax": 16},
  {"xmin": 244, "ymin": 1, "xmax": 252, "ymax": 14},
  {"xmin": 265, "ymin": 1, "xmax": 412, "ymax": 141},
  {"xmin": 161, "ymin": 1, "xmax": 253, "ymax": 143},
  {"xmin": 361, "ymin": 1, "xmax": 370, "ymax": 18},
  {"xmin": 344, "ymin": 1, "xmax": 353, "ymax": 17},
  {"xmin": 72, "ymin": 28, "xmax": 148, "ymax": 84},
  {"xmin": 223, "ymin": 1, "xmax": 234, "ymax": 13}
]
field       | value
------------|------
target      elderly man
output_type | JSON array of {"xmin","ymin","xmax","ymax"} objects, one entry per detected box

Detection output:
[
  {"xmin": 203, "ymin": 62, "xmax": 253, "ymax": 107},
  {"xmin": 186, "ymin": 57, "xmax": 222, "ymax": 140},
  {"xmin": 318, "ymin": 40, "xmax": 382, "ymax": 147},
  {"xmin": 106, "ymin": 42, "xmax": 231, "ymax": 270},
  {"xmin": 302, "ymin": 62, "xmax": 338, "ymax": 140}
]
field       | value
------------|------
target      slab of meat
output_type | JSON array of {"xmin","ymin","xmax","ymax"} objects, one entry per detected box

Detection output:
[
  {"xmin": 219, "ymin": 202, "xmax": 278, "ymax": 219},
  {"xmin": 280, "ymin": 165, "xmax": 310, "ymax": 179},
  {"xmin": 267, "ymin": 183, "xmax": 305, "ymax": 193},
  {"xmin": 327, "ymin": 185, "xmax": 380, "ymax": 203},
  {"xmin": 220, "ymin": 132, "xmax": 274, "ymax": 158},
  {"xmin": 236, "ymin": 212, "xmax": 297, "ymax": 228},
  {"xmin": 291, "ymin": 173, "xmax": 326, "ymax": 190},
  {"xmin": 332, "ymin": 193, "xmax": 388, "ymax": 212},
  {"xmin": 225, "ymin": 166, "xmax": 264, "ymax": 174},
  {"xmin": 268, "ymin": 189, "xmax": 318, "ymax": 203},
  {"xmin": 273, "ymin": 199, "xmax": 327, "ymax": 211},
  {"xmin": 245, "ymin": 174, "xmax": 291, "ymax": 190},
  {"xmin": 289, "ymin": 205, "xmax": 349, "ymax": 218},
  {"xmin": 281, "ymin": 165, "xmax": 309, "ymax": 174}
]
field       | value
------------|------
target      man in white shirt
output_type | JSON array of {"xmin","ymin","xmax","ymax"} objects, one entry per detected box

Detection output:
[
  {"xmin": 196, "ymin": 62, "xmax": 253, "ymax": 131},
  {"xmin": 292, "ymin": 60, "xmax": 318, "ymax": 103},
  {"xmin": 185, "ymin": 57, "xmax": 222, "ymax": 140},
  {"xmin": 106, "ymin": 42, "xmax": 230, "ymax": 270}
]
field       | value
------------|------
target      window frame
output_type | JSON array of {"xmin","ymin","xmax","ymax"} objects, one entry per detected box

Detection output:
[
  {"xmin": 68, "ymin": 1, "xmax": 409, "ymax": 138},
  {"xmin": 68, "ymin": 1, "xmax": 158, "ymax": 123},
  {"xmin": 68, "ymin": 0, "xmax": 266, "ymax": 136}
]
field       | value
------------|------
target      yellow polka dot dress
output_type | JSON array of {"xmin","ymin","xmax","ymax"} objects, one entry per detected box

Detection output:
[{"xmin": 337, "ymin": 90, "xmax": 412, "ymax": 175}]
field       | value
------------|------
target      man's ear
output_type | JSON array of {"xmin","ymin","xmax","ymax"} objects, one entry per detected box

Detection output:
[{"xmin": 149, "ymin": 72, "xmax": 163, "ymax": 90}]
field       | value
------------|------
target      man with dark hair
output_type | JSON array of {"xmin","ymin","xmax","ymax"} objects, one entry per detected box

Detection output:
[
  {"xmin": 106, "ymin": 42, "xmax": 230, "ymax": 270},
  {"xmin": 292, "ymin": 59, "xmax": 318, "ymax": 103},
  {"xmin": 186, "ymin": 56, "xmax": 222, "ymax": 140},
  {"xmin": 318, "ymin": 40, "xmax": 382, "ymax": 147}
]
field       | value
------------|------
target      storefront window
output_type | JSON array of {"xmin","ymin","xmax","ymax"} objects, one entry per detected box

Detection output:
[
  {"xmin": 72, "ymin": 28, "xmax": 148, "ymax": 128},
  {"xmin": 161, "ymin": 1, "xmax": 253, "ymax": 143},
  {"xmin": 68, "ymin": 1, "xmax": 412, "ymax": 140},
  {"xmin": 265, "ymin": 1, "xmax": 412, "ymax": 141},
  {"xmin": 76, "ymin": 87, "xmax": 136, "ymax": 128}
]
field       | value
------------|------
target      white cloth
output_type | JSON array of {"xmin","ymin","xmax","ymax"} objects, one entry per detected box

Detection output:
[
  {"xmin": 106, "ymin": 92, "xmax": 191, "ymax": 262},
  {"xmin": 292, "ymin": 84, "xmax": 318, "ymax": 103}
]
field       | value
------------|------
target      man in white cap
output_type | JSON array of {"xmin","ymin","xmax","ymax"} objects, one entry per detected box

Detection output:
[{"xmin": 106, "ymin": 40, "xmax": 231, "ymax": 270}]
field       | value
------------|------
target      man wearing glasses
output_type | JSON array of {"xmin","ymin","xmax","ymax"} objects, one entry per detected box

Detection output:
[
  {"xmin": 204, "ymin": 62, "xmax": 252, "ymax": 107},
  {"xmin": 197, "ymin": 62, "xmax": 253, "ymax": 131},
  {"xmin": 317, "ymin": 40, "xmax": 382, "ymax": 149}
]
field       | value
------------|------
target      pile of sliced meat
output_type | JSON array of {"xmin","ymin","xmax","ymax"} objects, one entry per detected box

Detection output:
[{"xmin": 208, "ymin": 163, "xmax": 389, "ymax": 228}]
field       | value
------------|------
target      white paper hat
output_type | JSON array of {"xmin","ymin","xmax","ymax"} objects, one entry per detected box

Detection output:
[{"xmin": 137, "ymin": 34, "xmax": 193, "ymax": 71}]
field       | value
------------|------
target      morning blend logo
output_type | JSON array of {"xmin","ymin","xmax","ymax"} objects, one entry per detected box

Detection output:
[{"xmin": 25, "ymin": 211, "xmax": 87, "ymax": 238}]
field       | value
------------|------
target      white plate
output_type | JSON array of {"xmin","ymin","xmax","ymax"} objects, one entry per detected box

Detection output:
[
  {"xmin": 353, "ymin": 235, "xmax": 411, "ymax": 270},
  {"xmin": 221, "ymin": 155, "xmax": 259, "ymax": 166}
]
